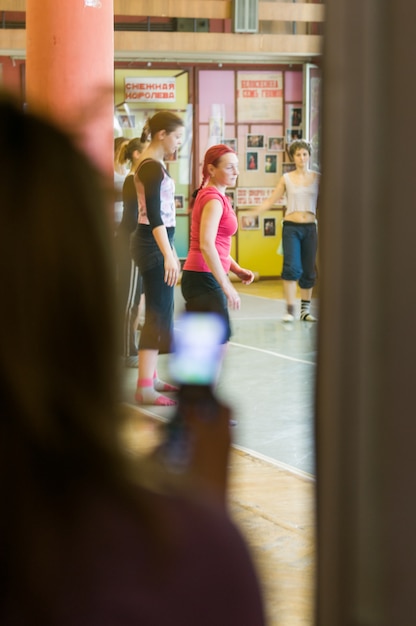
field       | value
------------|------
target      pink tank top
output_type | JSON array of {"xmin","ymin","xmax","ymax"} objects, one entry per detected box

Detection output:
[{"xmin": 184, "ymin": 187, "xmax": 237, "ymax": 273}]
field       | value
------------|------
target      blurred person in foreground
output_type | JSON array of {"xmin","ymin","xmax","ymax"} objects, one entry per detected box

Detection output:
[{"xmin": 0, "ymin": 95, "xmax": 266, "ymax": 626}]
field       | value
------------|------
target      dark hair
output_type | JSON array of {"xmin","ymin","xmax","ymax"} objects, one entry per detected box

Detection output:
[
  {"xmin": 124, "ymin": 137, "xmax": 148, "ymax": 162},
  {"xmin": 140, "ymin": 111, "xmax": 184, "ymax": 142},
  {"xmin": 192, "ymin": 144, "xmax": 236, "ymax": 202},
  {"xmin": 288, "ymin": 139, "xmax": 312, "ymax": 159}
]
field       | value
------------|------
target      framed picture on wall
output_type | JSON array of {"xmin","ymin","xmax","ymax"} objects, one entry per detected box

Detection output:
[
  {"xmin": 246, "ymin": 151, "xmax": 258, "ymax": 171},
  {"xmin": 282, "ymin": 162, "xmax": 296, "ymax": 174},
  {"xmin": 263, "ymin": 217, "xmax": 276, "ymax": 237},
  {"xmin": 240, "ymin": 214, "xmax": 260, "ymax": 230},
  {"xmin": 174, "ymin": 195, "xmax": 184, "ymax": 210},
  {"xmin": 268, "ymin": 136, "xmax": 285, "ymax": 151},
  {"xmin": 289, "ymin": 106, "xmax": 302, "ymax": 127},
  {"xmin": 117, "ymin": 114, "xmax": 135, "ymax": 129},
  {"xmin": 246, "ymin": 134, "xmax": 265, "ymax": 149},
  {"xmin": 264, "ymin": 154, "xmax": 277, "ymax": 173},
  {"xmin": 225, "ymin": 190, "xmax": 235, "ymax": 210},
  {"xmin": 286, "ymin": 128, "xmax": 303, "ymax": 143},
  {"xmin": 223, "ymin": 138, "xmax": 237, "ymax": 151}
]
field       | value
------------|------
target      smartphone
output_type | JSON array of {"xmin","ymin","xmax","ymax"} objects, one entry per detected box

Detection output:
[
  {"xmin": 169, "ymin": 311, "xmax": 227, "ymax": 387},
  {"xmin": 160, "ymin": 312, "xmax": 227, "ymax": 470}
]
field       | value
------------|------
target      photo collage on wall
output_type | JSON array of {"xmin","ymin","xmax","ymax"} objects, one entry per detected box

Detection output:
[
  {"xmin": 237, "ymin": 188, "xmax": 281, "ymax": 239},
  {"xmin": 286, "ymin": 104, "xmax": 303, "ymax": 142},
  {"xmin": 211, "ymin": 71, "xmax": 307, "ymax": 235},
  {"xmin": 239, "ymin": 213, "xmax": 277, "ymax": 239},
  {"xmin": 237, "ymin": 104, "xmax": 306, "ymax": 176},
  {"xmin": 284, "ymin": 103, "xmax": 304, "ymax": 172},
  {"xmin": 243, "ymin": 133, "xmax": 285, "ymax": 175}
]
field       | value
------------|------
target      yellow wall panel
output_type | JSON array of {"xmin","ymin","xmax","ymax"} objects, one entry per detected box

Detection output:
[{"xmin": 236, "ymin": 209, "xmax": 284, "ymax": 277}]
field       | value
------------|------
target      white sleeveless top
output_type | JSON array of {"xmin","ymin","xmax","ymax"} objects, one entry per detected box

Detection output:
[{"xmin": 283, "ymin": 172, "xmax": 320, "ymax": 217}]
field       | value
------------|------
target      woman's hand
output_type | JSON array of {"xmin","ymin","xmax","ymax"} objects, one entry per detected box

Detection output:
[
  {"xmin": 224, "ymin": 281, "xmax": 241, "ymax": 310},
  {"xmin": 235, "ymin": 267, "xmax": 255, "ymax": 285},
  {"xmin": 164, "ymin": 254, "xmax": 180, "ymax": 286},
  {"xmin": 230, "ymin": 261, "xmax": 255, "ymax": 286},
  {"xmin": 152, "ymin": 226, "xmax": 180, "ymax": 286}
]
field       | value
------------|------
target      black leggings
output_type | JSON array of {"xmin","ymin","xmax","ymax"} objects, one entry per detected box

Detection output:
[{"xmin": 139, "ymin": 262, "xmax": 174, "ymax": 354}]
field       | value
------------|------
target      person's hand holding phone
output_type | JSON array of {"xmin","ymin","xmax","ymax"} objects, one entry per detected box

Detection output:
[
  {"xmin": 160, "ymin": 312, "xmax": 233, "ymax": 505},
  {"xmin": 180, "ymin": 396, "xmax": 232, "ymax": 506}
]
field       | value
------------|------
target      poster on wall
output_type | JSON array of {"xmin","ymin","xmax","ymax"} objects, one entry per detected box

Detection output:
[
  {"xmin": 124, "ymin": 77, "xmax": 176, "ymax": 103},
  {"xmin": 237, "ymin": 72, "xmax": 283, "ymax": 122},
  {"xmin": 207, "ymin": 103, "xmax": 225, "ymax": 146},
  {"xmin": 236, "ymin": 187, "xmax": 280, "ymax": 206}
]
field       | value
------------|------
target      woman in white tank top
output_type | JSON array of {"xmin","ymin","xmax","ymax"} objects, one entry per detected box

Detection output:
[{"xmin": 254, "ymin": 139, "xmax": 320, "ymax": 322}]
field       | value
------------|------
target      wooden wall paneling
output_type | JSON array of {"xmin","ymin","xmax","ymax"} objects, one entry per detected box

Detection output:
[
  {"xmin": 0, "ymin": 1, "xmax": 324, "ymax": 23},
  {"xmin": 114, "ymin": 31, "xmax": 322, "ymax": 58}
]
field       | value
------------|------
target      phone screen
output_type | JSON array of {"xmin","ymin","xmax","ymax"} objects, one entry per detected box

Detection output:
[{"xmin": 170, "ymin": 312, "xmax": 227, "ymax": 386}]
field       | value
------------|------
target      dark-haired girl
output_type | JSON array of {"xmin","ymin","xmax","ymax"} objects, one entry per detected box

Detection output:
[{"xmin": 130, "ymin": 111, "xmax": 184, "ymax": 406}]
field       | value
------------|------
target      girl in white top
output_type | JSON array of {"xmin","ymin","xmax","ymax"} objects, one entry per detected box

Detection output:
[{"xmin": 255, "ymin": 140, "xmax": 320, "ymax": 322}]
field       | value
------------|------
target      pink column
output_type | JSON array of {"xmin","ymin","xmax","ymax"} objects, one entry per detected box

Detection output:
[{"xmin": 25, "ymin": 0, "xmax": 114, "ymax": 176}]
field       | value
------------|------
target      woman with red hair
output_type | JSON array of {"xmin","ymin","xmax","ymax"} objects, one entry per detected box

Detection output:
[{"xmin": 181, "ymin": 144, "xmax": 254, "ymax": 342}]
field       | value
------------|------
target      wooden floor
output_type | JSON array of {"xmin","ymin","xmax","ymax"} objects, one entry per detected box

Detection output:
[
  {"xmin": 230, "ymin": 456, "xmax": 315, "ymax": 626},
  {"xmin": 122, "ymin": 279, "xmax": 316, "ymax": 626},
  {"xmin": 233, "ymin": 276, "xmax": 286, "ymax": 298},
  {"xmin": 122, "ymin": 408, "xmax": 315, "ymax": 626}
]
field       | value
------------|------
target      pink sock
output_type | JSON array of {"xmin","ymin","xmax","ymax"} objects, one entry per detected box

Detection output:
[
  {"xmin": 136, "ymin": 378, "xmax": 177, "ymax": 406},
  {"xmin": 138, "ymin": 378, "xmax": 153, "ymax": 388},
  {"xmin": 153, "ymin": 371, "xmax": 179, "ymax": 392}
]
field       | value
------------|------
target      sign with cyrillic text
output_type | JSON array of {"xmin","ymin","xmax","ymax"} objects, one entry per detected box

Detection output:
[{"xmin": 124, "ymin": 78, "xmax": 176, "ymax": 102}]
